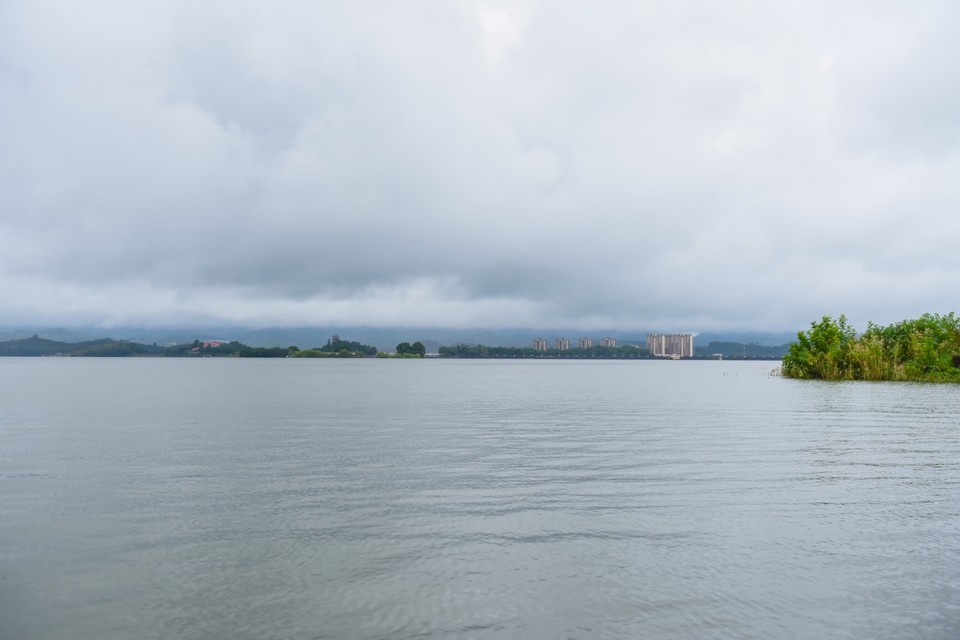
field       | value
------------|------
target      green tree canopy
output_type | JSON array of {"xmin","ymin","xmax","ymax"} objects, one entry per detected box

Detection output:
[{"xmin": 395, "ymin": 341, "xmax": 425, "ymax": 357}]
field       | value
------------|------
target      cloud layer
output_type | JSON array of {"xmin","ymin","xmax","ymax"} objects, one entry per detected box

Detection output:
[{"xmin": 3, "ymin": 1, "xmax": 959, "ymax": 331}]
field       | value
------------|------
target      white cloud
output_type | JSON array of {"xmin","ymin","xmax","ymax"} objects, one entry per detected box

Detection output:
[{"xmin": 2, "ymin": 0, "xmax": 959, "ymax": 331}]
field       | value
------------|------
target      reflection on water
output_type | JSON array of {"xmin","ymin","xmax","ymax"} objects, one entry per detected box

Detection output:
[{"xmin": 1, "ymin": 359, "xmax": 959, "ymax": 639}]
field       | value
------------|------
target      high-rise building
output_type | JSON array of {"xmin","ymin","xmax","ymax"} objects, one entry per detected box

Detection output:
[
  {"xmin": 555, "ymin": 337, "xmax": 570, "ymax": 351},
  {"xmin": 646, "ymin": 333, "xmax": 694, "ymax": 358},
  {"xmin": 532, "ymin": 338, "xmax": 549, "ymax": 351},
  {"xmin": 578, "ymin": 337, "xmax": 592, "ymax": 349},
  {"xmin": 600, "ymin": 337, "xmax": 617, "ymax": 348}
]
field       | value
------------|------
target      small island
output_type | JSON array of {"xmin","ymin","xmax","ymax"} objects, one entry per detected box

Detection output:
[
  {"xmin": 289, "ymin": 337, "xmax": 379, "ymax": 358},
  {"xmin": 782, "ymin": 313, "xmax": 960, "ymax": 382}
]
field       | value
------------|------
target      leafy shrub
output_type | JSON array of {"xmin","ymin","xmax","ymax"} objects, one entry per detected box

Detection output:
[
  {"xmin": 782, "ymin": 315, "xmax": 856, "ymax": 379},
  {"xmin": 783, "ymin": 313, "xmax": 960, "ymax": 382}
]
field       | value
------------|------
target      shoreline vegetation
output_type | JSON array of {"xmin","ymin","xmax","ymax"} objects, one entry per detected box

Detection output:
[
  {"xmin": 0, "ymin": 334, "xmax": 786, "ymax": 360},
  {"xmin": 5, "ymin": 315, "xmax": 960, "ymax": 382},
  {"xmin": 0, "ymin": 335, "xmax": 434, "ymax": 359},
  {"xmin": 0, "ymin": 335, "xmax": 387, "ymax": 358},
  {"xmin": 437, "ymin": 344, "xmax": 652, "ymax": 358},
  {"xmin": 782, "ymin": 313, "xmax": 960, "ymax": 382}
]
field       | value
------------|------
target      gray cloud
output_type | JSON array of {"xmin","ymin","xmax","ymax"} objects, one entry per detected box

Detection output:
[{"xmin": 2, "ymin": 0, "xmax": 959, "ymax": 332}]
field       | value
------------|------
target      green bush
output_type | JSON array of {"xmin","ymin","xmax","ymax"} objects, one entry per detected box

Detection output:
[
  {"xmin": 782, "ymin": 315, "xmax": 856, "ymax": 379},
  {"xmin": 783, "ymin": 313, "xmax": 960, "ymax": 382}
]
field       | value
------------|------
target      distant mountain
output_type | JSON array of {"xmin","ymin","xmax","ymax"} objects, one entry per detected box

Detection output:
[
  {"xmin": 0, "ymin": 331, "xmax": 796, "ymax": 360},
  {"xmin": 693, "ymin": 332, "xmax": 796, "ymax": 347},
  {"xmin": 0, "ymin": 327, "xmax": 100, "ymax": 343},
  {"xmin": 0, "ymin": 335, "xmax": 165, "ymax": 357},
  {"xmin": 694, "ymin": 341, "xmax": 790, "ymax": 358},
  {"xmin": 0, "ymin": 325, "xmax": 799, "ymax": 353}
]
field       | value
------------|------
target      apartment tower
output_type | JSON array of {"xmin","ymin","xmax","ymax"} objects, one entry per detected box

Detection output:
[{"xmin": 646, "ymin": 333, "xmax": 694, "ymax": 358}]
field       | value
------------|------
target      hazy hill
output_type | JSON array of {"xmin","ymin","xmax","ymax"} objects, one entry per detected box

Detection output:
[
  {"xmin": 0, "ymin": 336, "xmax": 165, "ymax": 357},
  {"xmin": 0, "ymin": 326, "xmax": 798, "ymax": 353}
]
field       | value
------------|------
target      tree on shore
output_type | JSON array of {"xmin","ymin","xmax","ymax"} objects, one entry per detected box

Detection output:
[
  {"xmin": 395, "ymin": 342, "xmax": 426, "ymax": 357},
  {"xmin": 436, "ymin": 344, "xmax": 652, "ymax": 359}
]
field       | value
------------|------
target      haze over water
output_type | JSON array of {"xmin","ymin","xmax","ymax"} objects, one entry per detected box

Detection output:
[{"xmin": 2, "ymin": 358, "xmax": 959, "ymax": 639}]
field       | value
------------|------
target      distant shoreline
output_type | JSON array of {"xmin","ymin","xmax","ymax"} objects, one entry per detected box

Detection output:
[{"xmin": 0, "ymin": 335, "xmax": 785, "ymax": 361}]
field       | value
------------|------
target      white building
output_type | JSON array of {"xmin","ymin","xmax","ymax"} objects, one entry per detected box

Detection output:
[{"xmin": 646, "ymin": 333, "xmax": 694, "ymax": 358}]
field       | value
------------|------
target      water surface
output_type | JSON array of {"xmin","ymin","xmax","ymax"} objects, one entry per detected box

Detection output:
[{"xmin": 2, "ymin": 359, "xmax": 959, "ymax": 639}]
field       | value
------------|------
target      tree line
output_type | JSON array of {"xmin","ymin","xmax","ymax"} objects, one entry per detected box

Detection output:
[
  {"xmin": 0, "ymin": 335, "xmax": 437, "ymax": 359},
  {"xmin": 437, "ymin": 344, "xmax": 653, "ymax": 359}
]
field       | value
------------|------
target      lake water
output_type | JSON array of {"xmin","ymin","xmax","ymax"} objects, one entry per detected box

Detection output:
[{"xmin": 1, "ymin": 358, "xmax": 959, "ymax": 639}]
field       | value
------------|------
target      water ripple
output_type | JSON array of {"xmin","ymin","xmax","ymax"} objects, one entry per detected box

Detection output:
[{"xmin": 2, "ymin": 359, "xmax": 959, "ymax": 639}]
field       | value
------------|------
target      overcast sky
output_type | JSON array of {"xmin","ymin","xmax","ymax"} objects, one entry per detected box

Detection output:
[{"xmin": 2, "ymin": 1, "xmax": 959, "ymax": 332}]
